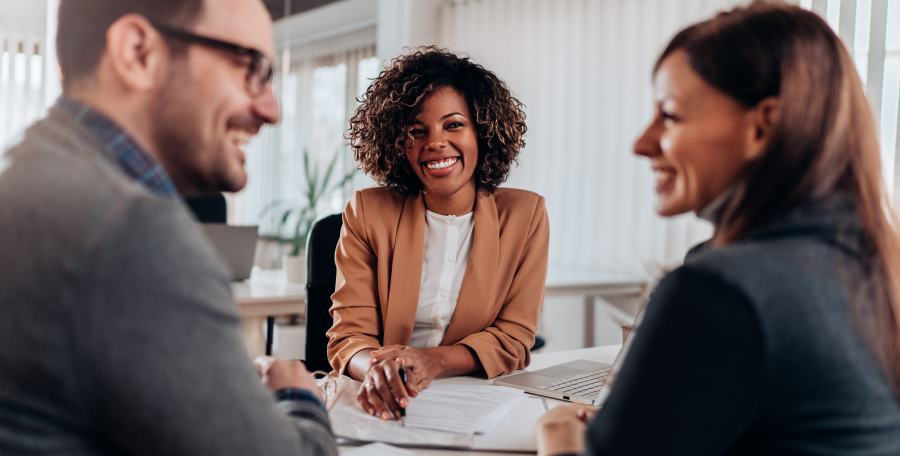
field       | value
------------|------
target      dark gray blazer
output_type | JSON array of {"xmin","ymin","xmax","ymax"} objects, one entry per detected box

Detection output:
[
  {"xmin": 0, "ymin": 108, "xmax": 337, "ymax": 455},
  {"xmin": 585, "ymin": 195, "xmax": 900, "ymax": 455}
]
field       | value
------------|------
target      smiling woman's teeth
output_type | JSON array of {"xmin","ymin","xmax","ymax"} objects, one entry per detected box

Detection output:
[
  {"xmin": 655, "ymin": 168, "xmax": 676, "ymax": 183},
  {"xmin": 425, "ymin": 158, "xmax": 459, "ymax": 170}
]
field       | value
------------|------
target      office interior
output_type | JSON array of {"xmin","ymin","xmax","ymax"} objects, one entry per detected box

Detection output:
[{"xmin": 0, "ymin": 0, "xmax": 897, "ymax": 357}]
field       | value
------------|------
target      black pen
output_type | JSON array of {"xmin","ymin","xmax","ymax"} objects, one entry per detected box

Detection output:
[
  {"xmin": 265, "ymin": 316, "xmax": 274, "ymax": 356},
  {"xmin": 398, "ymin": 366, "xmax": 407, "ymax": 426}
]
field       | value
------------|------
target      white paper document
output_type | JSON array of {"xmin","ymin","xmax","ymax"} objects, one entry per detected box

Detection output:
[
  {"xmin": 328, "ymin": 377, "xmax": 536, "ymax": 450},
  {"xmin": 403, "ymin": 384, "xmax": 529, "ymax": 435},
  {"xmin": 341, "ymin": 442, "xmax": 420, "ymax": 456},
  {"xmin": 328, "ymin": 379, "xmax": 473, "ymax": 449}
]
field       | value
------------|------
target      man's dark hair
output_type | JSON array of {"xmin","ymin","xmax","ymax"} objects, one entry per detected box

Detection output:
[{"xmin": 56, "ymin": 0, "xmax": 204, "ymax": 89}]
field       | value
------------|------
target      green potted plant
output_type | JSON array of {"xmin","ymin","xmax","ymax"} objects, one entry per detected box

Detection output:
[{"xmin": 261, "ymin": 149, "xmax": 354, "ymax": 283}]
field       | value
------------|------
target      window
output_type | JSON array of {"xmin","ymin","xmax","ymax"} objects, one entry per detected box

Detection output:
[
  {"xmin": 0, "ymin": 34, "xmax": 45, "ymax": 155},
  {"xmin": 804, "ymin": 0, "xmax": 900, "ymax": 192},
  {"xmin": 228, "ymin": 33, "xmax": 379, "ymax": 249}
]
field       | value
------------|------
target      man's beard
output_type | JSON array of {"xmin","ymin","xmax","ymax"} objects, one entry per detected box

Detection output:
[{"xmin": 149, "ymin": 67, "xmax": 246, "ymax": 195}]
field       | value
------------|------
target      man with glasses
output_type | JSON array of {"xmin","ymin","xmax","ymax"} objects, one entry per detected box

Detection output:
[{"xmin": 0, "ymin": 0, "xmax": 337, "ymax": 454}]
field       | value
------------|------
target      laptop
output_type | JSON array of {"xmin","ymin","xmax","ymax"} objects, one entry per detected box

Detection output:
[
  {"xmin": 200, "ymin": 224, "xmax": 259, "ymax": 281},
  {"xmin": 494, "ymin": 301, "xmax": 648, "ymax": 406}
]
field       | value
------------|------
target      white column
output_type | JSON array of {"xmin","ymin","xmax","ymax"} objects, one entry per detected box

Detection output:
[
  {"xmin": 839, "ymin": 0, "xmax": 857, "ymax": 51},
  {"xmin": 866, "ymin": 0, "xmax": 888, "ymax": 122},
  {"xmin": 895, "ymin": 58, "xmax": 900, "ymax": 201},
  {"xmin": 43, "ymin": 0, "xmax": 59, "ymax": 108},
  {"xmin": 811, "ymin": 0, "xmax": 829, "ymax": 16}
]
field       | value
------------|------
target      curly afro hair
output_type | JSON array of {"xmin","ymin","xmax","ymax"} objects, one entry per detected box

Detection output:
[{"xmin": 348, "ymin": 46, "xmax": 527, "ymax": 195}]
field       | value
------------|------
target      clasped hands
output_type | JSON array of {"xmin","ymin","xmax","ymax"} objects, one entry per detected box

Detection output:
[{"xmin": 356, "ymin": 345, "xmax": 440, "ymax": 421}]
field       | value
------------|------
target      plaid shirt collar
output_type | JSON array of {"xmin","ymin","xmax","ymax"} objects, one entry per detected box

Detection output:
[{"xmin": 56, "ymin": 97, "xmax": 181, "ymax": 202}]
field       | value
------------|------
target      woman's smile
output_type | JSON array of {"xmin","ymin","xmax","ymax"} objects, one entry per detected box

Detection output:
[
  {"xmin": 405, "ymin": 86, "xmax": 480, "ymax": 215},
  {"xmin": 653, "ymin": 166, "xmax": 677, "ymax": 193},
  {"xmin": 422, "ymin": 156, "xmax": 461, "ymax": 176},
  {"xmin": 633, "ymin": 50, "xmax": 761, "ymax": 217}
]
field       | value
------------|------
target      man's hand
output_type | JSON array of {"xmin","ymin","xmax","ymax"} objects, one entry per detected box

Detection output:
[
  {"xmin": 253, "ymin": 356, "xmax": 324, "ymax": 403},
  {"xmin": 534, "ymin": 403, "xmax": 597, "ymax": 456}
]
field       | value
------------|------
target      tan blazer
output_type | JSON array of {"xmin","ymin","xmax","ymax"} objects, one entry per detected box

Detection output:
[{"xmin": 326, "ymin": 187, "xmax": 550, "ymax": 378}]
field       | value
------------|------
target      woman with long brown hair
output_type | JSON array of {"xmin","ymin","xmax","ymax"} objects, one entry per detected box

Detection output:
[{"xmin": 535, "ymin": 2, "xmax": 900, "ymax": 455}]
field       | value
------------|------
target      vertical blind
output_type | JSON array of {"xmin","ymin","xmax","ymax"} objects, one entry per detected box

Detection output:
[
  {"xmin": 804, "ymin": 0, "xmax": 900, "ymax": 192},
  {"xmin": 436, "ymin": 0, "xmax": 899, "ymax": 276},
  {"xmin": 436, "ymin": 0, "xmax": 749, "ymax": 275}
]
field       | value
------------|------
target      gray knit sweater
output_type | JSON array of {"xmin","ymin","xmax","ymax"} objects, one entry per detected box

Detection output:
[{"xmin": 0, "ymin": 108, "xmax": 337, "ymax": 456}]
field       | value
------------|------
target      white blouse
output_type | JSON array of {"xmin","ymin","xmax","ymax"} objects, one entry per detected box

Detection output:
[{"xmin": 408, "ymin": 210, "xmax": 475, "ymax": 349}]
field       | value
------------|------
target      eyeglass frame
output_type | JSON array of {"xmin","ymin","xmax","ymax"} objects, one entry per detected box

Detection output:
[{"xmin": 150, "ymin": 22, "xmax": 275, "ymax": 97}]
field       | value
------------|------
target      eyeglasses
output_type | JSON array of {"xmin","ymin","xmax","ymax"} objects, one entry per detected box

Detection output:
[{"xmin": 152, "ymin": 23, "xmax": 274, "ymax": 97}]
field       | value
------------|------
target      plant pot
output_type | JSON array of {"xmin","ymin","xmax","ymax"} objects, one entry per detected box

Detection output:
[{"xmin": 283, "ymin": 255, "xmax": 306, "ymax": 284}]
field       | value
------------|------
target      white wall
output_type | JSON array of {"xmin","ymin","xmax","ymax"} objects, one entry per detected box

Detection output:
[
  {"xmin": 273, "ymin": 0, "xmax": 377, "ymax": 49},
  {"xmin": 432, "ymin": 0, "xmax": 774, "ymax": 351},
  {"xmin": 0, "ymin": 0, "xmax": 46, "ymax": 32},
  {"xmin": 376, "ymin": 0, "xmax": 443, "ymax": 63}
]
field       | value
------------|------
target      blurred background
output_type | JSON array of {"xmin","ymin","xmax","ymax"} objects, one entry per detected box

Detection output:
[{"xmin": 0, "ymin": 0, "xmax": 897, "ymax": 351}]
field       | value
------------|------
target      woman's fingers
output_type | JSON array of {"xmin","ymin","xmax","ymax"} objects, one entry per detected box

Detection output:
[
  {"xmin": 393, "ymin": 353, "xmax": 418, "ymax": 370},
  {"xmin": 415, "ymin": 377, "xmax": 431, "ymax": 392},
  {"xmin": 356, "ymin": 383, "xmax": 377, "ymax": 416},
  {"xmin": 405, "ymin": 381, "xmax": 419, "ymax": 397},
  {"xmin": 357, "ymin": 361, "xmax": 410, "ymax": 420},
  {"xmin": 372, "ymin": 366, "xmax": 403, "ymax": 419},
  {"xmin": 372, "ymin": 344, "xmax": 405, "ymax": 355},
  {"xmin": 363, "ymin": 379, "xmax": 390, "ymax": 418},
  {"xmin": 384, "ymin": 365, "xmax": 410, "ymax": 407},
  {"xmin": 397, "ymin": 364, "xmax": 419, "ymax": 397},
  {"xmin": 534, "ymin": 404, "xmax": 590, "ymax": 456},
  {"xmin": 576, "ymin": 404, "xmax": 598, "ymax": 422},
  {"xmin": 369, "ymin": 346, "xmax": 406, "ymax": 364}
]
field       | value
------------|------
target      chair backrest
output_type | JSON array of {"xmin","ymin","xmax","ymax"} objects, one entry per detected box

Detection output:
[
  {"xmin": 185, "ymin": 194, "xmax": 227, "ymax": 224},
  {"xmin": 304, "ymin": 214, "xmax": 343, "ymax": 372}
]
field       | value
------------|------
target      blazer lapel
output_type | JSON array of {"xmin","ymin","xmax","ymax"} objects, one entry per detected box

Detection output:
[
  {"xmin": 383, "ymin": 192, "xmax": 426, "ymax": 346},
  {"xmin": 442, "ymin": 192, "xmax": 500, "ymax": 345}
]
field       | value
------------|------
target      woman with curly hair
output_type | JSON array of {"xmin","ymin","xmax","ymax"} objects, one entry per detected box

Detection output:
[{"xmin": 326, "ymin": 47, "xmax": 549, "ymax": 421}]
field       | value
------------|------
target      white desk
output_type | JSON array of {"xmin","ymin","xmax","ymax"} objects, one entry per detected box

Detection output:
[
  {"xmin": 232, "ymin": 266, "xmax": 645, "ymax": 357},
  {"xmin": 231, "ymin": 269, "xmax": 306, "ymax": 357},
  {"xmin": 338, "ymin": 344, "xmax": 622, "ymax": 455},
  {"xmin": 545, "ymin": 267, "xmax": 646, "ymax": 347}
]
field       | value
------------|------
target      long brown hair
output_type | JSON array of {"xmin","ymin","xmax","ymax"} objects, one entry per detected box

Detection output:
[{"xmin": 658, "ymin": 1, "xmax": 900, "ymax": 391}]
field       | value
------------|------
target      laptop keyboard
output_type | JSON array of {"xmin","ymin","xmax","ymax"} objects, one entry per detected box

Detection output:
[{"xmin": 538, "ymin": 367, "xmax": 611, "ymax": 398}]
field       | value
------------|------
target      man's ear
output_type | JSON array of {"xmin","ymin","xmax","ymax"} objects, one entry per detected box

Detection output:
[
  {"xmin": 745, "ymin": 96, "xmax": 779, "ymax": 160},
  {"xmin": 104, "ymin": 14, "xmax": 170, "ymax": 93}
]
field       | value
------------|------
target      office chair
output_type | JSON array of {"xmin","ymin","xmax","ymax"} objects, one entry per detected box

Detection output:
[
  {"xmin": 304, "ymin": 214, "xmax": 344, "ymax": 372},
  {"xmin": 185, "ymin": 193, "xmax": 227, "ymax": 223},
  {"xmin": 300, "ymin": 212, "xmax": 544, "ymax": 368}
]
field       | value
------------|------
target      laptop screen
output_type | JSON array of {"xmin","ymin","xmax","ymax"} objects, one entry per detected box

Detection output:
[{"xmin": 593, "ymin": 298, "xmax": 649, "ymax": 406}]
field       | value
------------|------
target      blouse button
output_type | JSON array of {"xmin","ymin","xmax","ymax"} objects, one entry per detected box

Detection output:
[
  {"xmin": 440, "ymin": 291, "xmax": 448, "ymax": 298},
  {"xmin": 447, "ymin": 256, "xmax": 455, "ymax": 262},
  {"xmin": 450, "ymin": 220, "xmax": 457, "ymax": 226}
]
